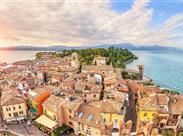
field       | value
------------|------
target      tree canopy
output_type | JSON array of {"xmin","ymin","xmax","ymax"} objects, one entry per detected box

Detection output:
[{"xmin": 50, "ymin": 47, "xmax": 137, "ymax": 68}]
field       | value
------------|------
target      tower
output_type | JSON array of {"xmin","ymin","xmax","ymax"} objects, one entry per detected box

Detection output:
[{"xmin": 138, "ymin": 65, "xmax": 144, "ymax": 80}]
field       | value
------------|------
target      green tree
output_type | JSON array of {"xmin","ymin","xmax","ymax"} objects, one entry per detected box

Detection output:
[{"xmin": 162, "ymin": 129, "xmax": 175, "ymax": 136}]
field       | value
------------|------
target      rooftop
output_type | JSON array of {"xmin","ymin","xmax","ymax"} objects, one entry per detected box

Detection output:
[
  {"xmin": 138, "ymin": 95, "xmax": 158, "ymax": 111},
  {"xmin": 169, "ymin": 95, "xmax": 183, "ymax": 115},
  {"xmin": 82, "ymin": 65, "xmax": 113, "ymax": 72},
  {"xmin": 1, "ymin": 89, "xmax": 25, "ymax": 106},
  {"xmin": 89, "ymin": 99, "xmax": 124, "ymax": 114},
  {"xmin": 73, "ymin": 104, "xmax": 102, "ymax": 129}
]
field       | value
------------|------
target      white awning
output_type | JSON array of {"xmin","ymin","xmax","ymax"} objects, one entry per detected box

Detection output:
[
  {"xmin": 35, "ymin": 115, "xmax": 58, "ymax": 130},
  {"xmin": 6, "ymin": 116, "xmax": 26, "ymax": 122}
]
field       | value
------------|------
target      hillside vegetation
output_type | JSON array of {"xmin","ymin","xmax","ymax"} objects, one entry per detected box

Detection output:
[{"xmin": 37, "ymin": 47, "xmax": 137, "ymax": 68}]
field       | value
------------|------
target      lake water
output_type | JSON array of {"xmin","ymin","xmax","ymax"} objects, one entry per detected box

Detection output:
[
  {"xmin": 0, "ymin": 50, "xmax": 183, "ymax": 93},
  {"xmin": 0, "ymin": 50, "xmax": 39, "ymax": 63},
  {"xmin": 126, "ymin": 51, "xmax": 183, "ymax": 93}
]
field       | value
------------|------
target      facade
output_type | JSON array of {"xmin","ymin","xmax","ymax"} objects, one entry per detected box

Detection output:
[
  {"xmin": 138, "ymin": 95, "xmax": 158, "ymax": 123},
  {"xmin": 72, "ymin": 104, "xmax": 103, "ymax": 136},
  {"xmin": 35, "ymin": 95, "xmax": 64, "ymax": 132},
  {"xmin": 28, "ymin": 87, "xmax": 51, "ymax": 115},
  {"xmin": 16, "ymin": 75, "xmax": 35, "ymax": 93},
  {"xmin": 1, "ymin": 90, "xmax": 27, "ymax": 122},
  {"xmin": 82, "ymin": 84, "xmax": 102, "ymax": 103},
  {"xmin": 93, "ymin": 56, "xmax": 107, "ymax": 66},
  {"xmin": 90, "ymin": 99, "xmax": 126, "ymax": 135},
  {"xmin": 166, "ymin": 95, "xmax": 183, "ymax": 133},
  {"xmin": 61, "ymin": 94, "xmax": 83, "ymax": 128},
  {"xmin": 35, "ymin": 70, "xmax": 49, "ymax": 84}
]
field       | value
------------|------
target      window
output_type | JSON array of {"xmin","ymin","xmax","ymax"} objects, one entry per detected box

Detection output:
[
  {"xmin": 69, "ymin": 115, "xmax": 72, "ymax": 119},
  {"xmin": 115, "ymin": 119, "xmax": 118, "ymax": 123},
  {"xmin": 93, "ymin": 94, "xmax": 96, "ymax": 98},
  {"xmin": 19, "ymin": 105, "xmax": 21, "ymax": 109},
  {"xmin": 13, "ymin": 107, "xmax": 16, "ymax": 110},
  {"xmin": 19, "ymin": 111, "xmax": 23, "ymax": 114},
  {"xmin": 69, "ymin": 122, "xmax": 73, "ymax": 126},
  {"xmin": 13, "ymin": 112, "xmax": 18, "ymax": 117},
  {"xmin": 9, "ymin": 113, "xmax": 11, "ymax": 117},
  {"xmin": 54, "ymin": 115, "xmax": 56, "ymax": 120},
  {"xmin": 6, "ymin": 108, "xmax": 8, "ymax": 111},
  {"xmin": 78, "ymin": 112, "xmax": 84, "ymax": 118},
  {"xmin": 69, "ymin": 109, "xmax": 72, "ymax": 113},
  {"xmin": 144, "ymin": 113, "xmax": 147, "ymax": 116},
  {"xmin": 152, "ymin": 113, "xmax": 156, "ymax": 117},
  {"xmin": 9, "ymin": 107, "xmax": 11, "ymax": 111},
  {"xmin": 87, "ymin": 114, "xmax": 94, "ymax": 122},
  {"xmin": 103, "ymin": 118, "xmax": 106, "ymax": 123},
  {"xmin": 84, "ymin": 94, "xmax": 87, "ymax": 97}
]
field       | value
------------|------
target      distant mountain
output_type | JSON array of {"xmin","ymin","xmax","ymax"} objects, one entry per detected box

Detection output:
[
  {"xmin": 93, "ymin": 44, "xmax": 182, "ymax": 51},
  {"xmin": 0, "ymin": 44, "xmax": 182, "ymax": 51}
]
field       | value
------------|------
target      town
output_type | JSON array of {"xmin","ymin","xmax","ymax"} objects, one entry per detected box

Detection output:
[{"xmin": 0, "ymin": 48, "xmax": 183, "ymax": 136}]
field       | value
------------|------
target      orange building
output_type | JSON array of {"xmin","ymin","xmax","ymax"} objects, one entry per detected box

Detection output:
[{"xmin": 28, "ymin": 87, "xmax": 51, "ymax": 115}]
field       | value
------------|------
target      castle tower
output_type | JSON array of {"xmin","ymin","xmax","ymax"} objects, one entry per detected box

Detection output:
[{"xmin": 138, "ymin": 65, "xmax": 144, "ymax": 80}]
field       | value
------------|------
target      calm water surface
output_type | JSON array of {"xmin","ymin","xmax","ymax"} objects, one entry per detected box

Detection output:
[
  {"xmin": 126, "ymin": 51, "xmax": 183, "ymax": 93},
  {"xmin": 0, "ymin": 51, "xmax": 39, "ymax": 63}
]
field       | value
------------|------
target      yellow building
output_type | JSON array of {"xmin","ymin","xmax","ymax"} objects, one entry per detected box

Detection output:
[
  {"xmin": 1, "ymin": 90, "xmax": 27, "ymax": 122},
  {"xmin": 89, "ymin": 99, "xmax": 126, "ymax": 136},
  {"xmin": 138, "ymin": 95, "xmax": 158, "ymax": 122}
]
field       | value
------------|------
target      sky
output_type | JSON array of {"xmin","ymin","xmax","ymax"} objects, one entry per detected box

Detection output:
[{"xmin": 0, "ymin": 0, "xmax": 183, "ymax": 47}]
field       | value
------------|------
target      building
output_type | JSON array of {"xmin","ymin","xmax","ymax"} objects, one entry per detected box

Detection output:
[
  {"xmin": 93, "ymin": 56, "xmax": 107, "ymax": 65},
  {"xmin": 50, "ymin": 72, "xmax": 69, "ymax": 85},
  {"xmin": 153, "ymin": 94, "xmax": 170, "ymax": 131},
  {"xmin": 60, "ymin": 80, "xmax": 75, "ymax": 90},
  {"xmin": 89, "ymin": 99, "xmax": 126, "ymax": 135},
  {"xmin": 28, "ymin": 87, "xmax": 51, "ymax": 116},
  {"xmin": 35, "ymin": 95, "xmax": 64, "ymax": 132},
  {"xmin": 166, "ymin": 95, "xmax": 183, "ymax": 133},
  {"xmin": 1, "ymin": 89, "xmax": 27, "ymax": 123},
  {"xmin": 82, "ymin": 84, "xmax": 103, "ymax": 103},
  {"xmin": 137, "ymin": 65, "xmax": 144, "ymax": 80},
  {"xmin": 104, "ymin": 87, "xmax": 129, "ymax": 104},
  {"xmin": 103, "ymin": 73, "xmax": 118, "ymax": 88},
  {"xmin": 36, "ymin": 70, "xmax": 49, "ymax": 83},
  {"xmin": 61, "ymin": 93, "xmax": 83, "ymax": 128},
  {"xmin": 82, "ymin": 65, "xmax": 114, "ymax": 75},
  {"xmin": 16, "ymin": 75, "xmax": 35, "ymax": 93},
  {"xmin": 88, "ymin": 72, "xmax": 103, "ymax": 85},
  {"xmin": 138, "ymin": 95, "xmax": 158, "ymax": 123},
  {"xmin": 72, "ymin": 104, "xmax": 103, "ymax": 136}
]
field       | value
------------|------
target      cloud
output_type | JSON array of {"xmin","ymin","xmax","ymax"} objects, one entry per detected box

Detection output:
[{"xmin": 0, "ymin": 0, "xmax": 182, "ymax": 47}]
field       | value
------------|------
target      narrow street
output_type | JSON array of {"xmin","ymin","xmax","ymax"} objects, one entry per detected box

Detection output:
[
  {"xmin": 125, "ymin": 89, "xmax": 137, "ymax": 132},
  {"xmin": 0, "ymin": 118, "xmax": 46, "ymax": 136}
]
